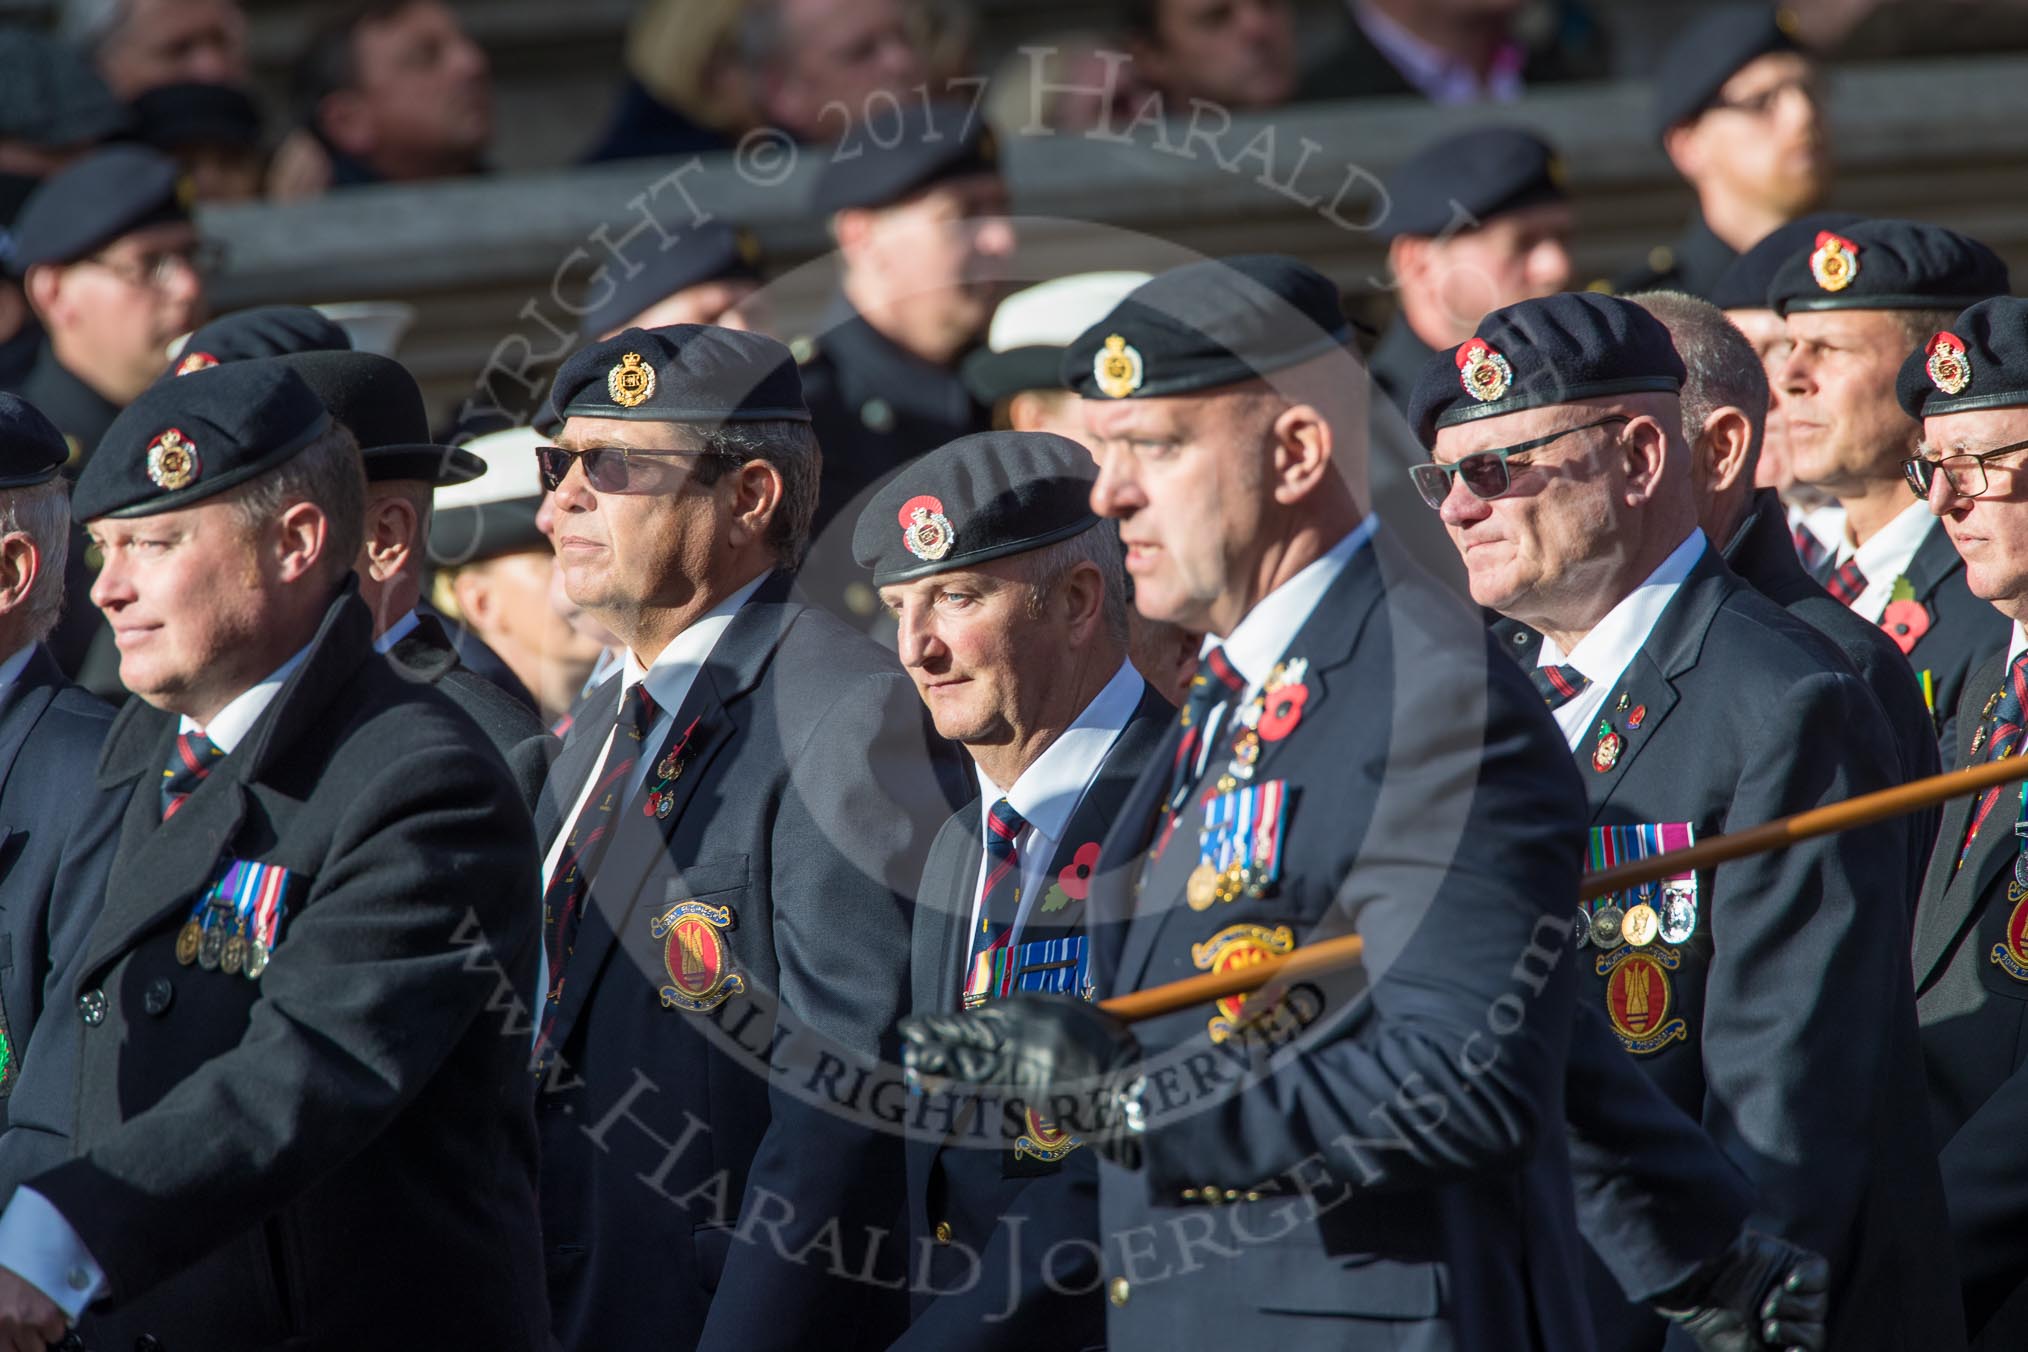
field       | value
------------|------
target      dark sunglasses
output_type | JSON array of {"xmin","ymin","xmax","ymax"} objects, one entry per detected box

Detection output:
[
  {"xmin": 535, "ymin": 445, "xmax": 731, "ymax": 493},
  {"xmin": 1901, "ymin": 436, "xmax": 2028, "ymax": 500},
  {"xmin": 1409, "ymin": 416, "xmax": 1630, "ymax": 510}
]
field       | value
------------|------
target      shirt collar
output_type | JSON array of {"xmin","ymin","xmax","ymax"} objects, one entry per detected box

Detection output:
[
  {"xmin": 372, "ymin": 609, "xmax": 421, "ymax": 655},
  {"xmin": 619, "ymin": 572, "xmax": 769, "ymax": 711},
  {"xmin": 978, "ymin": 660, "xmax": 1144, "ymax": 842},
  {"xmin": 0, "ymin": 645, "xmax": 32, "ymax": 690},
  {"xmin": 1214, "ymin": 517, "xmax": 1378, "ymax": 694},
  {"xmin": 1843, "ymin": 499, "xmax": 1935, "ymax": 584},
  {"xmin": 2010, "ymin": 621, "xmax": 2026, "ymax": 667},
  {"xmin": 180, "ymin": 642, "xmax": 316, "ymax": 753},
  {"xmin": 1541, "ymin": 530, "xmax": 1707, "ymax": 682}
]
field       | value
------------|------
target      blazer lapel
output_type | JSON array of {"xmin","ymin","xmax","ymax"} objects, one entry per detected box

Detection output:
[
  {"xmin": 0, "ymin": 645, "xmax": 59, "ymax": 803},
  {"xmin": 912, "ymin": 810, "xmax": 982, "ymax": 1015},
  {"xmin": 544, "ymin": 577, "xmax": 796, "ymax": 1053},
  {"xmin": 1915, "ymin": 651, "xmax": 2014, "ymax": 987},
  {"xmin": 1904, "ymin": 518, "xmax": 1962, "ymax": 608},
  {"xmin": 536, "ymin": 673, "xmax": 621, "ymax": 849}
]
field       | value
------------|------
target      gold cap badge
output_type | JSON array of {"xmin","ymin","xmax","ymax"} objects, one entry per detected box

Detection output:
[
  {"xmin": 1456, "ymin": 338, "xmax": 1513, "ymax": 403},
  {"xmin": 1809, "ymin": 231, "xmax": 1859, "ymax": 292},
  {"xmin": 173, "ymin": 350, "xmax": 218, "ymax": 376},
  {"xmin": 1927, "ymin": 331, "xmax": 1972, "ymax": 395},
  {"xmin": 898, "ymin": 493, "xmax": 954, "ymax": 562},
  {"xmin": 146, "ymin": 428, "xmax": 198, "ymax": 490},
  {"xmin": 608, "ymin": 351, "xmax": 656, "ymax": 408},
  {"xmin": 1094, "ymin": 334, "xmax": 1144, "ymax": 399}
]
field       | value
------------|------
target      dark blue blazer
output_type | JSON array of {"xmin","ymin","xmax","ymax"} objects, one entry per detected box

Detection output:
[
  {"xmin": 1914, "ymin": 646, "xmax": 2028, "ymax": 1344},
  {"xmin": 535, "ymin": 571, "xmax": 966, "ymax": 1352},
  {"xmin": 0, "ymin": 644, "xmax": 119, "ymax": 1162},
  {"xmin": 897, "ymin": 679, "xmax": 1169, "ymax": 1352},
  {"xmin": 1086, "ymin": 529, "xmax": 1597, "ymax": 1352},
  {"xmin": 1501, "ymin": 546, "xmax": 1963, "ymax": 1352},
  {"xmin": 1883, "ymin": 519, "xmax": 2008, "ymax": 763}
]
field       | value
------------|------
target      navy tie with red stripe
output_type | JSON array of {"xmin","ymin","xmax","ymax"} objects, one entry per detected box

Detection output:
[
  {"xmin": 1791, "ymin": 522, "xmax": 1829, "ymax": 574},
  {"xmin": 535, "ymin": 682, "xmax": 659, "ymax": 1062},
  {"xmin": 1531, "ymin": 663, "xmax": 1592, "ymax": 712},
  {"xmin": 160, "ymin": 729, "xmax": 223, "ymax": 820},
  {"xmin": 961, "ymin": 798, "xmax": 1029, "ymax": 1006},
  {"xmin": 1959, "ymin": 650, "xmax": 2028, "ymax": 868},
  {"xmin": 1824, "ymin": 558, "xmax": 1868, "ymax": 606}
]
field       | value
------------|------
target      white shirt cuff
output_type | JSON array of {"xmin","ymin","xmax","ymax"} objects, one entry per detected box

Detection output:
[{"xmin": 0, "ymin": 1187, "xmax": 104, "ymax": 1318}]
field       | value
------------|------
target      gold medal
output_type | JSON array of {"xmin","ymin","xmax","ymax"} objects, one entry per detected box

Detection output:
[
  {"xmin": 1590, "ymin": 904, "xmax": 1625, "ymax": 950},
  {"xmin": 1186, "ymin": 865, "xmax": 1219, "ymax": 912},
  {"xmin": 221, "ymin": 935, "xmax": 246, "ymax": 976},
  {"xmin": 1214, "ymin": 865, "xmax": 1245, "ymax": 905},
  {"xmin": 175, "ymin": 920, "xmax": 202, "ymax": 966},
  {"xmin": 1620, "ymin": 903, "xmax": 1660, "ymax": 948}
]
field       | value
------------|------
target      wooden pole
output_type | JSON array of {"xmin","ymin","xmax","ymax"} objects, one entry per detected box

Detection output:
[{"xmin": 1098, "ymin": 754, "xmax": 2028, "ymax": 1025}]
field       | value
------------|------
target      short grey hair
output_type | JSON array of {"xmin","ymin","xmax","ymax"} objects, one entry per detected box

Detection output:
[
  {"xmin": 0, "ymin": 480, "xmax": 72, "ymax": 644},
  {"xmin": 1631, "ymin": 290, "xmax": 1769, "ymax": 467},
  {"xmin": 689, "ymin": 418, "xmax": 820, "ymax": 569},
  {"xmin": 223, "ymin": 423, "xmax": 368, "ymax": 584},
  {"xmin": 1013, "ymin": 519, "xmax": 1129, "ymax": 645}
]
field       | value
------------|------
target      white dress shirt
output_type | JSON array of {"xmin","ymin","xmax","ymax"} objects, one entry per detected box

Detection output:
[
  {"xmin": 1789, "ymin": 500, "xmax": 1846, "ymax": 559},
  {"xmin": 1192, "ymin": 516, "xmax": 1380, "ymax": 775},
  {"xmin": 0, "ymin": 638, "xmax": 316, "ymax": 1317},
  {"xmin": 968, "ymin": 660, "xmax": 1143, "ymax": 949},
  {"xmin": 1831, "ymin": 500, "xmax": 1936, "ymax": 624},
  {"xmin": 372, "ymin": 608, "xmax": 421, "ymax": 655},
  {"xmin": 533, "ymin": 573, "xmax": 767, "ymax": 1018},
  {"xmin": 1539, "ymin": 531, "xmax": 1706, "ymax": 750}
]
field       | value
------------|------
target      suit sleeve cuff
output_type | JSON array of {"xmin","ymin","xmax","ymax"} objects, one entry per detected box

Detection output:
[{"xmin": 0, "ymin": 1186, "xmax": 105, "ymax": 1318}]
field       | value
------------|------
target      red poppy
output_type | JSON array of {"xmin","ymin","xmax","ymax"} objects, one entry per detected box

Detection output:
[
  {"xmin": 1056, "ymin": 841, "xmax": 1103, "ymax": 902},
  {"xmin": 1880, "ymin": 599, "xmax": 1931, "ymax": 655},
  {"xmin": 1258, "ymin": 684, "xmax": 1309, "ymax": 741}
]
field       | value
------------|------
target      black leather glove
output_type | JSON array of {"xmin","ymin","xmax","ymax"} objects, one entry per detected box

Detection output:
[
  {"xmin": 1657, "ymin": 1228, "xmax": 1830, "ymax": 1352},
  {"xmin": 898, "ymin": 994, "xmax": 1146, "ymax": 1164}
]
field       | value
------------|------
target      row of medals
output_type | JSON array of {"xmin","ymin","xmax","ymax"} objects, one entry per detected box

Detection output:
[
  {"xmin": 1184, "ymin": 714, "xmax": 1268, "ymax": 912},
  {"xmin": 1577, "ymin": 882, "xmax": 1689, "ymax": 953},
  {"xmin": 175, "ymin": 903, "xmax": 269, "ymax": 979}
]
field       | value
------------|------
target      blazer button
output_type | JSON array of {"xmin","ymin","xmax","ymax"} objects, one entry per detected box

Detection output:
[
  {"xmin": 135, "ymin": 1336, "xmax": 166, "ymax": 1352},
  {"xmin": 932, "ymin": 1220, "xmax": 952, "ymax": 1246},
  {"xmin": 142, "ymin": 978, "xmax": 174, "ymax": 1017},
  {"xmin": 1108, "ymin": 1277, "xmax": 1131, "ymax": 1307},
  {"xmin": 78, "ymin": 989, "xmax": 107, "ymax": 1026}
]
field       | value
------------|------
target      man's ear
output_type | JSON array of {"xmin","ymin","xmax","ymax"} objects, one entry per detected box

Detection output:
[
  {"xmin": 316, "ymin": 90, "xmax": 374, "ymax": 158},
  {"xmin": 0, "ymin": 531, "xmax": 39, "ymax": 617},
  {"xmin": 272, "ymin": 500, "xmax": 331, "ymax": 583},
  {"xmin": 22, "ymin": 265, "xmax": 62, "ymax": 325},
  {"xmin": 1269, "ymin": 403, "xmax": 1334, "ymax": 506},
  {"xmin": 832, "ymin": 208, "xmax": 875, "ymax": 267},
  {"xmin": 359, "ymin": 494, "xmax": 418, "ymax": 582},
  {"xmin": 726, "ymin": 459, "xmax": 786, "ymax": 554},
  {"xmin": 1700, "ymin": 406, "xmax": 1756, "ymax": 498},
  {"xmin": 1620, "ymin": 415, "xmax": 1674, "ymax": 503},
  {"xmin": 1387, "ymin": 235, "xmax": 1429, "ymax": 293},
  {"xmin": 1058, "ymin": 560, "xmax": 1106, "ymax": 644},
  {"xmin": 1661, "ymin": 122, "xmax": 1702, "ymax": 183}
]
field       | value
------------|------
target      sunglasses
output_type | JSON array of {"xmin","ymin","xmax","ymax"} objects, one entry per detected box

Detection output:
[
  {"xmin": 1409, "ymin": 416, "xmax": 1630, "ymax": 510},
  {"xmin": 1901, "ymin": 436, "xmax": 2028, "ymax": 500},
  {"xmin": 535, "ymin": 445, "xmax": 731, "ymax": 493}
]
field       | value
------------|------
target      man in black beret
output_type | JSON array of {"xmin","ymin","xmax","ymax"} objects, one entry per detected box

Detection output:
[
  {"xmin": 1630, "ymin": 289, "xmax": 1940, "ymax": 896},
  {"xmin": 1769, "ymin": 217, "xmax": 2012, "ymax": 758},
  {"xmin": 0, "ymin": 396, "xmax": 124, "ymax": 1199},
  {"xmin": 268, "ymin": 348, "xmax": 551, "ymax": 805},
  {"xmin": 901, "ymin": 257, "xmax": 1822, "ymax": 1350},
  {"xmin": 1413, "ymin": 289, "xmax": 1961, "ymax": 1351},
  {"xmin": 793, "ymin": 101, "xmax": 1012, "ymax": 625},
  {"xmin": 1896, "ymin": 295, "xmax": 2028, "ymax": 1346},
  {"xmin": 165, "ymin": 302, "xmax": 351, "ymax": 376},
  {"xmin": 578, "ymin": 220, "xmax": 765, "ymax": 342},
  {"xmin": 0, "ymin": 359, "xmax": 548, "ymax": 1349},
  {"xmin": 1706, "ymin": 211, "xmax": 1863, "ymax": 571},
  {"xmin": 1370, "ymin": 125, "xmax": 1574, "ymax": 415},
  {"xmin": 132, "ymin": 80, "xmax": 265, "ymax": 204},
  {"xmin": 850, "ymin": 429, "xmax": 1170, "ymax": 1350},
  {"xmin": 1615, "ymin": 6, "xmax": 1831, "ymax": 301},
  {"xmin": 530, "ymin": 323, "xmax": 962, "ymax": 1351}
]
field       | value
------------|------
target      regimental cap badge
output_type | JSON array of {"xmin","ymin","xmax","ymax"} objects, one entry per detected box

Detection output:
[
  {"xmin": 1809, "ymin": 230, "xmax": 1859, "ymax": 292},
  {"xmin": 899, "ymin": 493, "xmax": 955, "ymax": 561},
  {"xmin": 1927, "ymin": 330, "xmax": 1972, "ymax": 395},
  {"xmin": 608, "ymin": 351, "xmax": 656, "ymax": 408},
  {"xmin": 1094, "ymin": 333, "xmax": 1144, "ymax": 399},
  {"xmin": 146, "ymin": 427, "xmax": 198, "ymax": 490},
  {"xmin": 1456, "ymin": 337, "xmax": 1513, "ymax": 403},
  {"xmin": 734, "ymin": 227, "xmax": 762, "ymax": 268},
  {"xmin": 173, "ymin": 350, "xmax": 218, "ymax": 376}
]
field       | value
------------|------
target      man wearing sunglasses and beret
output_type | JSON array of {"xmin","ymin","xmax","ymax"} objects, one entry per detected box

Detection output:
[
  {"xmin": 1898, "ymin": 294, "xmax": 2028, "ymax": 1348},
  {"xmin": 529, "ymin": 324, "xmax": 965, "ymax": 1351},
  {"xmin": 1414, "ymin": 291, "xmax": 1962, "ymax": 1352}
]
